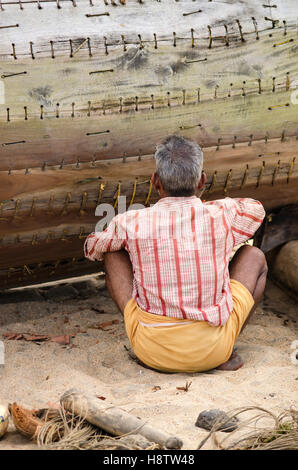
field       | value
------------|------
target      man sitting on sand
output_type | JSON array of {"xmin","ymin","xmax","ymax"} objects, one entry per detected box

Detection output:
[{"xmin": 84, "ymin": 136, "xmax": 267, "ymax": 373}]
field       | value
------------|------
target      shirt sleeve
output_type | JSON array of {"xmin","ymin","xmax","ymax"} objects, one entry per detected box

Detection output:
[
  {"xmin": 84, "ymin": 214, "xmax": 127, "ymax": 262},
  {"xmin": 223, "ymin": 197, "xmax": 266, "ymax": 247}
]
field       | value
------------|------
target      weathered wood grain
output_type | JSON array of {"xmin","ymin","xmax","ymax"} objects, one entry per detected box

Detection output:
[
  {"xmin": 1, "ymin": 88, "xmax": 297, "ymax": 170},
  {"xmin": 0, "ymin": 135, "xmax": 297, "ymax": 206},
  {"xmin": 0, "ymin": 253, "xmax": 100, "ymax": 289},
  {"xmin": 0, "ymin": 0, "xmax": 297, "ymax": 288},
  {"xmin": 0, "ymin": 26, "xmax": 296, "ymax": 112},
  {"xmin": 1, "ymin": 0, "xmax": 296, "ymax": 56},
  {"xmin": 0, "ymin": 153, "xmax": 296, "ymax": 253}
]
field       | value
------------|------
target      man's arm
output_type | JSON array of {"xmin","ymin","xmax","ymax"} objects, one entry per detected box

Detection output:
[
  {"xmin": 224, "ymin": 197, "xmax": 266, "ymax": 246},
  {"xmin": 84, "ymin": 214, "xmax": 127, "ymax": 262}
]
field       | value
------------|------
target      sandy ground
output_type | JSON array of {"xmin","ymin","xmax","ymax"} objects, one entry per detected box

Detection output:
[{"xmin": 0, "ymin": 275, "xmax": 297, "ymax": 450}]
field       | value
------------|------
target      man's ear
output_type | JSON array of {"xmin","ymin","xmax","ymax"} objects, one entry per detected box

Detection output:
[
  {"xmin": 198, "ymin": 171, "xmax": 207, "ymax": 190},
  {"xmin": 151, "ymin": 172, "xmax": 161, "ymax": 192}
]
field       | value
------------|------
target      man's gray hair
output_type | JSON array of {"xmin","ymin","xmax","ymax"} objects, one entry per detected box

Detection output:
[{"xmin": 154, "ymin": 135, "xmax": 203, "ymax": 197}]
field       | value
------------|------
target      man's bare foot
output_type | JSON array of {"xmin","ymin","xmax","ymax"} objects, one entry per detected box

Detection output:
[{"xmin": 216, "ymin": 350, "xmax": 244, "ymax": 371}]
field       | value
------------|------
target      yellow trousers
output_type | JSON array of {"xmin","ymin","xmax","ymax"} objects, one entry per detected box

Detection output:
[{"xmin": 124, "ymin": 279, "xmax": 254, "ymax": 373}]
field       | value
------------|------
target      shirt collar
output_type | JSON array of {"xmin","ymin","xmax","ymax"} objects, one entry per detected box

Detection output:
[{"xmin": 154, "ymin": 195, "xmax": 201, "ymax": 207}]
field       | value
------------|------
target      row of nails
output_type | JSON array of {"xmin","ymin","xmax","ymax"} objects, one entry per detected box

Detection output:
[
  {"xmin": 208, "ymin": 158, "xmax": 296, "ymax": 194},
  {"xmin": 0, "ymin": 0, "xmax": 281, "ymax": 11},
  {"xmin": 4, "ymin": 257, "xmax": 88, "ymax": 282},
  {"xmin": 3, "ymin": 74, "xmax": 292, "ymax": 122},
  {"xmin": 0, "ymin": 0, "xmax": 284, "ymax": 13},
  {"xmin": 2, "ymin": 129, "xmax": 296, "ymax": 156},
  {"xmin": 3, "ymin": 258, "xmax": 84, "ymax": 279},
  {"xmin": 6, "ymin": 19, "xmax": 291, "ymax": 60},
  {"xmin": 0, "ymin": 0, "xmax": 128, "ymax": 10},
  {"xmin": 4, "ymin": 181, "xmax": 153, "ymax": 220},
  {"xmin": 1, "ymin": 159, "xmax": 296, "ymax": 244},
  {"xmin": 0, "ymin": 0, "xmax": 201, "ymax": 12},
  {"xmin": 0, "ymin": 0, "xmax": 237, "ymax": 10},
  {"xmin": 2, "ymin": 157, "xmax": 293, "ymax": 217},
  {"xmin": 3, "ymin": 0, "xmax": 229, "ymax": 12}
]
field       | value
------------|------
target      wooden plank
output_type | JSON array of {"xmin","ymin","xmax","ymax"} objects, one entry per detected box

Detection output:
[
  {"xmin": 0, "ymin": 27, "xmax": 296, "ymax": 115},
  {"xmin": 0, "ymin": 254, "xmax": 101, "ymax": 290},
  {"xmin": 1, "ymin": 0, "xmax": 296, "ymax": 56},
  {"xmin": 0, "ymin": 135, "xmax": 297, "ymax": 205},
  {"xmin": 0, "ymin": 160, "xmax": 296, "ymax": 259},
  {"xmin": 0, "ymin": 135, "xmax": 296, "ymax": 195},
  {"xmin": 0, "ymin": 169, "xmax": 297, "ymax": 288},
  {"xmin": 0, "ymin": 87, "xmax": 296, "ymax": 170}
]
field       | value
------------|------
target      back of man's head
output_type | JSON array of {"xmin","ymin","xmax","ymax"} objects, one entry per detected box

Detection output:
[{"xmin": 154, "ymin": 135, "xmax": 203, "ymax": 197}]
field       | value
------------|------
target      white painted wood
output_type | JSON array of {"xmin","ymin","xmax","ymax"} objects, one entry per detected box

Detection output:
[{"xmin": 0, "ymin": 0, "xmax": 297, "ymax": 55}]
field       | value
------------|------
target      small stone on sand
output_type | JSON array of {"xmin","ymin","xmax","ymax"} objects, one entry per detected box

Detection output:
[{"xmin": 195, "ymin": 409, "xmax": 238, "ymax": 432}]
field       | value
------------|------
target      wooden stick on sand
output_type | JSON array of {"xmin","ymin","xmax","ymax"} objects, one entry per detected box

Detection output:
[{"xmin": 60, "ymin": 389, "xmax": 183, "ymax": 449}]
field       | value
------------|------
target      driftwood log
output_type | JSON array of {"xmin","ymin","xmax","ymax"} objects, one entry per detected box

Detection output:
[
  {"xmin": 0, "ymin": 0, "xmax": 297, "ymax": 288},
  {"xmin": 60, "ymin": 388, "xmax": 183, "ymax": 450}
]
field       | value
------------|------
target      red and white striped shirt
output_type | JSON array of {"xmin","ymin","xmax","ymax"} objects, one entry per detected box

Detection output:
[{"xmin": 85, "ymin": 196, "xmax": 265, "ymax": 326}]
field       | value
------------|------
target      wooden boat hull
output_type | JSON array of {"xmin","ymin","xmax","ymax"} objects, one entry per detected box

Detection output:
[{"xmin": 0, "ymin": 0, "xmax": 297, "ymax": 288}]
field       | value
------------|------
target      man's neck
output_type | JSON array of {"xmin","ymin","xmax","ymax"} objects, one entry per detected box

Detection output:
[{"xmin": 159, "ymin": 192, "xmax": 196, "ymax": 199}]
